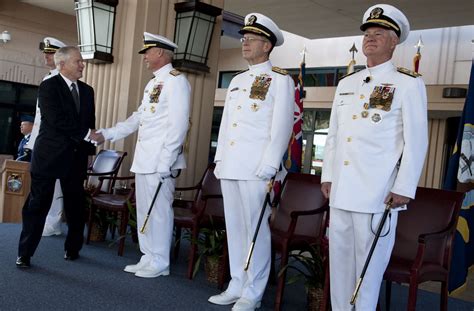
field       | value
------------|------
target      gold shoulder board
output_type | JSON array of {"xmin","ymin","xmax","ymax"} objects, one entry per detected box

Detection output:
[
  {"xmin": 397, "ymin": 67, "xmax": 422, "ymax": 78},
  {"xmin": 170, "ymin": 69, "xmax": 181, "ymax": 76},
  {"xmin": 233, "ymin": 69, "xmax": 249, "ymax": 76},
  {"xmin": 272, "ymin": 66, "xmax": 288, "ymax": 75}
]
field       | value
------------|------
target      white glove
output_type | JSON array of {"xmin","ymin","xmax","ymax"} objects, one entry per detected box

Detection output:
[
  {"xmin": 157, "ymin": 170, "xmax": 171, "ymax": 182},
  {"xmin": 256, "ymin": 165, "xmax": 277, "ymax": 180}
]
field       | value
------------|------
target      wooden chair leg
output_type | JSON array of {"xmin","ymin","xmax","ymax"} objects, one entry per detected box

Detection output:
[
  {"xmin": 187, "ymin": 227, "xmax": 199, "ymax": 279},
  {"xmin": 218, "ymin": 238, "xmax": 229, "ymax": 290},
  {"xmin": 385, "ymin": 280, "xmax": 392, "ymax": 311},
  {"xmin": 117, "ymin": 210, "xmax": 128, "ymax": 256},
  {"xmin": 320, "ymin": 257, "xmax": 330, "ymax": 311},
  {"xmin": 274, "ymin": 247, "xmax": 289, "ymax": 311},
  {"xmin": 269, "ymin": 248, "xmax": 277, "ymax": 284},
  {"xmin": 407, "ymin": 278, "xmax": 419, "ymax": 311},
  {"xmin": 86, "ymin": 205, "xmax": 95, "ymax": 244},
  {"xmin": 440, "ymin": 281, "xmax": 448, "ymax": 311},
  {"xmin": 173, "ymin": 226, "xmax": 182, "ymax": 260}
]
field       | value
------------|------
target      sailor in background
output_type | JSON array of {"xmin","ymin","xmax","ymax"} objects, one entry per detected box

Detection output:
[
  {"xmin": 209, "ymin": 13, "xmax": 294, "ymax": 311},
  {"xmin": 16, "ymin": 115, "xmax": 34, "ymax": 162},
  {"xmin": 321, "ymin": 4, "xmax": 428, "ymax": 310},
  {"xmin": 25, "ymin": 37, "xmax": 67, "ymax": 237}
]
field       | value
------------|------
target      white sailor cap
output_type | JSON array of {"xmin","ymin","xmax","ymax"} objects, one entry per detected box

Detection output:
[
  {"xmin": 239, "ymin": 13, "xmax": 284, "ymax": 47},
  {"xmin": 39, "ymin": 37, "xmax": 66, "ymax": 53},
  {"xmin": 360, "ymin": 4, "xmax": 410, "ymax": 44},
  {"xmin": 138, "ymin": 32, "xmax": 178, "ymax": 54}
]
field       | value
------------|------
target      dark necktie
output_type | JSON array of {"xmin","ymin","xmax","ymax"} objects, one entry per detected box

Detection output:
[{"xmin": 71, "ymin": 83, "xmax": 80, "ymax": 113}]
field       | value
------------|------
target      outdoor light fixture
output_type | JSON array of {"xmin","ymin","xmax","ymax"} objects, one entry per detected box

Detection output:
[
  {"xmin": 0, "ymin": 31, "xmax": 11, "ymax": 43},
  {"xmin": 74, "ymin": 0, "xmax": 118, "ymax": 64},
  {"xmin": 173, "ymin": 1, "xmax": 222, "ymax": 73}
]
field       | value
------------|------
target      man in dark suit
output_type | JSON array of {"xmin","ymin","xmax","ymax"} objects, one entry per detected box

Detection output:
[{"xmin": 16, "ymin": 46, "xmax": 96, "ymax": 268}]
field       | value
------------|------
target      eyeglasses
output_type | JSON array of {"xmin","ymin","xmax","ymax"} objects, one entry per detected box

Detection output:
[{"xmin": 240, "ymin": 37, "xmax": 267, "ymax": 43}]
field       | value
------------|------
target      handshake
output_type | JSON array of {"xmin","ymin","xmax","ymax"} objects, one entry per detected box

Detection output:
[{"xmin": 84, "ymin": 129, "xmax": 106, "ymax": 146}]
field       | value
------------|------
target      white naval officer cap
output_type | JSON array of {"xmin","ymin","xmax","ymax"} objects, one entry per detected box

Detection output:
[
  {"xmin": 360, "ymin": 4, "xmax": 410, "ymax": 44},
  {"xmin": 138, "ymin": 32, "xmax": 178, "ymax": 54},
  {"xmin": 239, "ymin": 13, "xmax": 284, "ymax": 47},
  {"xmin": 39, "ymin": 37, "xmax": 66, "ymax": 53}
]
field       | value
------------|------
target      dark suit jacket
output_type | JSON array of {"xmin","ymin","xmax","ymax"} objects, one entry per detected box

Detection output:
[{"xmin": 31, "ymin": 74, "xmax": 96, "ymax": 179}]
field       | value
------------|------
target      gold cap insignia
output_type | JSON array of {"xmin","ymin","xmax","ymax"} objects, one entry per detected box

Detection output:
[
  {"xmin": 369, "ymin": 7, "xmax": 383, "ymax": 19},
  {"xmin": 247, "ymin": 15, "xmax": 257, "ymax": 26}
]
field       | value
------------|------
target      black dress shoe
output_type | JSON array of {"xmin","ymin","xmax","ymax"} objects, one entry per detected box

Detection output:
[
  {"xmin": 16, "ymin": 256, "xmax": 31, "ymax": 268},
  {"xmin": 64, "ymin": 251, "xmax": 80, "ymax": 261}
]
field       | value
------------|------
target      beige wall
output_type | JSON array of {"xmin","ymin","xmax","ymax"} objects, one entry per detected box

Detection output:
[{"xmin": 0, "ymin": 0, "xmax": 77, "ymax": 84}]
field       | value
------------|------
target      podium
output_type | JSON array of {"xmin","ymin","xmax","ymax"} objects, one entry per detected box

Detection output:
[{"xmin": 0, "ymin": 160, "xmax": 30, "ymax": 223}]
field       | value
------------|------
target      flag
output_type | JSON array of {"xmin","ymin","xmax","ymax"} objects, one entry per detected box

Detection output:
[
  {"xmin": 347, "ymin": 43, "xmax": 358, "ymax": 74},
  {"xmin": 272, "ymin": 51, "xmax": 305, "ymax": 201},
  {"xmin": 413, "ymin": 37, "xmax": 423, "ymax": 74},
  {"xmin": 444, "ymin": 61, "xmax": 474, "ymax": 293},
  {"xmin": 283, "ymin": 53, "xmax": 305, "ymax": 173}
]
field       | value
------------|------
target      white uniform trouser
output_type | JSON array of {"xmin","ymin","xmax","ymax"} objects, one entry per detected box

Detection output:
[
  {"xmin": 329, "ymin": 207, "xmax": 398, "ymax": 311},
  {"xmin": 221, "ymin": 179, "xmax": 271, "ymax": 303},
  {"xmin": 135, "ymin": 173, "xmax": 175, "ymax": 270},
  {"xmin": 43, "ymin": 179, "xmax": 63, "ymax": 231}
]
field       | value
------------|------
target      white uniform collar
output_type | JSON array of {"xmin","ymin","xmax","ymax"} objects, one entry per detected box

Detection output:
[
  {"xmin": 49, "ymin": 68, "xmax": 59, "ymax": 76},
  {"xmin": 153, "ymin": 63, "xmax": 174, "ymax": 79},
  {"xmin": 248, "ymin": 60, "xmax": 272, "ymax": 72},
  {"xmin": 366, "ymin": 60, "xmax": 395, "ymax": 77}
]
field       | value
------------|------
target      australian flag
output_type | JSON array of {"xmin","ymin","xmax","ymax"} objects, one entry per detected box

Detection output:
[{"xmin": 444, "ymin": 60, "xmax": 474, "ymax": 294}]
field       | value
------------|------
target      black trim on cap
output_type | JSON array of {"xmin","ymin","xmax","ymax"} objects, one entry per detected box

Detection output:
[
  {"xmin": 239, "ymin": 23, "xmax": 276, "ymax": 46},
  {"xmin": 360, "ymin": 14, "xmax": 401, "ymax": 37},
  {"xmin": 138, "ymin": 41, "xmax": 176, "ymax": 54}
]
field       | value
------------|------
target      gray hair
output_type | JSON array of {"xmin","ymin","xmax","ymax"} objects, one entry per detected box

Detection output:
[
  {"xmin": 388, "ymin": 30, "xmax": 400, "ymax": 44},
  {"xmin": 163, "ymin": 49, "xmax": 175, "ymax": 61},
  {"xmin": 54, "ymin": 46, "xmax": 80, "ymax": 67}
]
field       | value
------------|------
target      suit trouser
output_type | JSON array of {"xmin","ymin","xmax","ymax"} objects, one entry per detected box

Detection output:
[
  {"xmin": 135, "ymin": 173, "xmax": 175, "ymax": 270},
  {"xmin": 220, "ymin": 179, "xmax": 270, "ymax": 303},
  {"xmin": 18, "ymin": 172, "xmax": 86, "ymax": 257},
  {"xmin": 43, "ymin": 179, "xmax": 64, "ymax": 231},
  {"xmin": 329, "ymin": 207, "xmax": 398, "ymax": 311}
]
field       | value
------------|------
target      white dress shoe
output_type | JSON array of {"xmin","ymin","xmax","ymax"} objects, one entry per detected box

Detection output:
[
  {"xmin": 124, "ymin": 260, "xmax": 149, "ymax": 274},
  {"xmin": 208, "ymin": 291, "xmax": 240, "ymax": 305},
  {"xmin": 134, "ymin": 266, "xmax": 170, "ymax": 278},
  {"xmin": 42, "ymin": 225, "xmax": 62, "ymax": 237},
  {"xmin": 232, "ymin": 298, "xmax": 261, "ymax": 311}
]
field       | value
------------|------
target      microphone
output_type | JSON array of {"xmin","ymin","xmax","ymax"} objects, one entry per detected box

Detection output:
[{"xmin": 363, "ymin": 76, "xmax": 371, "ymax": 83}]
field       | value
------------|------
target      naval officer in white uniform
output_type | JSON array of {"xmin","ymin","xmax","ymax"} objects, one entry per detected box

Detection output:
[
  {"xmin": 25, "ymin": 37, "xmax": 67, "ymax": 237},
  {"xmin": 321, "ymin": 4, "xmax": 428, "ymax": 310},
  {"xmin": 208, "ymin": 13, "xmax": 294, "ymax": 311},
  {"xmin": 91, "ymin": 32, "xmax": 190, "ymax": 278}
]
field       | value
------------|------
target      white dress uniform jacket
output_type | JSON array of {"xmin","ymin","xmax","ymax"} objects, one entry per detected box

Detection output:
[
  {"xmin": 100, "ymin": 63, "xmax": 190, "ymax": 173},
  {"xmin": 322, "ymin": 60, "xmax": 428, "ymax": 213},
  {"xmin": 215, "ymin": 60, "xmax": 294, "ymax": 179}
]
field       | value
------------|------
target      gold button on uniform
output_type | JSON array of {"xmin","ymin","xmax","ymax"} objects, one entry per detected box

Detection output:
[
  {"xmin": 232, "ymin": 123, "xmax": 237, "ymax": 127},
  {"xmin": 352, "ymin": 115, "xmax": 358, "ymax": 120},
  {"xmin": 360, "ymin": 94, "xmax": 365, "ymax": 99},
  {"xmin": 344, "ymin": 161, "xmax": 349, "ymax": 165},
  {"xmin": 230, "ymin": 141, "xmax": 235, "ymax": 146},
  {"xmin": 347, "ymin": 137, "xmax": 352, "ymax": 142},
  {"xmin": 237, "ymin": 105, "xmax": 242, "ymax": 110},
  {"xmin": 242, "ymin": 89, "xmax": 247, "ymax": 92}
]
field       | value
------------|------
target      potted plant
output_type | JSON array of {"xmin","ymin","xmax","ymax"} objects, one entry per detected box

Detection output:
[
  {"xmin": 279, "ymin": 243, "xmax": 326, "ymax": 310},
  {"xmin": 189, "ymin": 216, "xmax": 227, "ymax": 284}
]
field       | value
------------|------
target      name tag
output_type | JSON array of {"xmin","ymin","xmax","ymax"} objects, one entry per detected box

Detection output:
[
  {"xmin": 230, "ymin": 87, "xmax": 239, "ymax": 92},
  {"xmin": 339, "ymin": 92, "xmax": 354, "ymax": 96}
]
